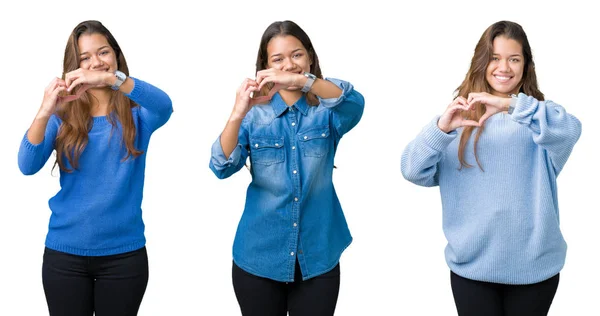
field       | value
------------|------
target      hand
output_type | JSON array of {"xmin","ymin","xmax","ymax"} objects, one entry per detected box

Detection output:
[
  {"xmin": 467, "ymin": 92, "xmax": 511, "ymax": 125},
  {"xmin": 37, "ymin": 78, "xmax": 90, "ymax": 119},
  {"xmin": 64, "ymin": 68, "xmax": 111, "ymax": 92},
  {"xmin": 437, "ymin": 96, "xmax": 480, "ymax": 133},
  {"xmin": 255, "ymin": 68, "xmax": 304, "ymax": 92},
  {"xmin": 231, "ymin": 78, "xmax": 282, "ymax": 120}
]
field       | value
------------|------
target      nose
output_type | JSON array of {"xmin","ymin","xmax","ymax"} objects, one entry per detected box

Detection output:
[
  {"xmin": 91, "ymin": 55, "xmax": 104, "ymax": 69},
  {"xmin": 283, "ymin": 58, "xmax": 295, "ymax": 72},
  {"xmin": 499, "ymin": 59, "xmax": 510, "ymax": 72}
]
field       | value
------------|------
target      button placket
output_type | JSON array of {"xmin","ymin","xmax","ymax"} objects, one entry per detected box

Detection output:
[{"xmin": 288, "ymin": 110, "xmax": 301, "ymax": 264}]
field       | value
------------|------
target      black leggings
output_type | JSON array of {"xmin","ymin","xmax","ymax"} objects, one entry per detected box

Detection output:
[
  {"xmin": 451, "ymin": 271, "xmax": 559, "ymax": 316},
  {"xmin": 232, "ymin": 260, "xmax": 340, "ymax": 316},
  {"xmin": 42, "ymin": 247, "xmax": 149, "ymax": 316}
]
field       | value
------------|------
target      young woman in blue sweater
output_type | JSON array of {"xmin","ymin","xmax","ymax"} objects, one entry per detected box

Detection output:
[
  {"xmin": 210, "ymin": 20, "xmax": 364, "ymax": 316},
  {"xmin": 401, "ymin": 20, "xmax": 581, "ymax": 316},
  {"xmin": 18, "ymin": 20, "xmax": 172, "ymax": 316}
]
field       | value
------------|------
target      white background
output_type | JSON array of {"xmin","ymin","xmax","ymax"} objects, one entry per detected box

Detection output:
[{"xmin": 1, "ymin": 0, "xmax": 598, "ymax": 315}]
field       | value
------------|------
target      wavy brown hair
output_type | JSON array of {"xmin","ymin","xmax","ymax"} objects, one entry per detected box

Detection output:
[
  {"xmin": 54, "ymin": 20, "xmax": 141, "ymax": 172},
  {"xmin": 456, "ymin": 20, "xmax": 544, "ymax": 170},
  {"xmin": 255, "ymin": 20, "xmax": 323, "ymax": 106}
]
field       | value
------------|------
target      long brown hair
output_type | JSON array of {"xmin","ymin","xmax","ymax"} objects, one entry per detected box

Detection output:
[
  {"xmin": 255, "ymin": 20, "xmax": 323, "ymax": 106},
  {"xmin": 456, "ymin": 20, "xmax": 544, "ymax": 170},
  {"xmin": 54, "ymin": 20, "xmax": 141, "ymax": 172}
]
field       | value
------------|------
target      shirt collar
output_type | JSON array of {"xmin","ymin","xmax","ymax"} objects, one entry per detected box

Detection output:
[{"xmin": 271, "ymin": 92, "xmax": 309, "ymax": 117}]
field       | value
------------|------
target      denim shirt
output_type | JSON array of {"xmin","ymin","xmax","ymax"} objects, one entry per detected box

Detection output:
[{"xmin": 210, "ymin": 78, "xmax": 364, "ymax": 282}]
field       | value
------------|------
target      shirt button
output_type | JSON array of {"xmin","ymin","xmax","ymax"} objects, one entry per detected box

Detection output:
[
  {"xmin": 291, "ymin": 122, "xmax": 296, "ymax": 126},
  {"xmin": 321, "ymin": 133, "xmax": 326, "ymax": 137},
  {"xmin": 304, "ymin": 136, "xmax": 308, "ymax": 140},
  {"xmin": 275, "ymin": 143, "xmax": 279, "ymax": 147},
  {"xmin": 294, "ymin": 197, "xmax": 298, "ymax": 201},
  {"xmin": 293, "ymin": 170, "xmax": 297, "ymax": 174},
  {"xmin": 292, "ymin": 146, "xmax": 296, "ymax": 150},
  {"xmin": 254, "ymin": 144, "xmax": 259, "ymax": 148},
  {"xmin": 293, "ymin": 223, "xmax": 297, "ymax": 227},
  {"xmin": 290, "ymin": 252, "xmax": 295, "ymax": 256}
]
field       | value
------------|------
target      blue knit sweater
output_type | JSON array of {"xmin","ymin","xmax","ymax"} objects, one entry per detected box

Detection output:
[
  {"xmin": 18, "ymin": 78, "xmax": 172, "ymax": 256},
  {"xmin": 401, "ymin": 93, "xmax": 581, "ymax": 284}
]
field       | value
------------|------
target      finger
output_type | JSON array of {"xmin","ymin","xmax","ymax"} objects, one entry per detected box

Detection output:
[
  {"xmin": 255, "ymin": 72, "xmax": 266, "ymax": 86},
  {"xmin": 455, "ymin": 96, "xmax": 468, "ymax": 105},
  {"xmin": 446, "ymin": 104, "xmax": 469, "ymax": 115},
  {"xmin": 267, "ymin": 83, "xmax": 283, "ymax": 99},
  {"xmin": 460, "ymin": 119, "xmax": 480, "ymax": 127},
  {"xmin": 49, "ymin": 86, "xmax": 66, "ymax": 105},
  {"xmin": 74, "ymin": 84, "xmax": 91, "ymax": 97},
  {"xmin": 64, "ymin": 70, "xmax": 76, "ymax": 88},
  {"xmin": 467, "ymin": 92, "xmax": 483, "ymax": 103},
  {"xmin": 257, "ymin": 76, "xmax": 274, "ymax": 92},
  {"xmin": 59, "ymin": 94, "xmax": 79, "ymax": 103},
  {"xmin": 67, "ymin": 77, "xmax": 85, "ymax": 92},
  {"xmin": 478, "ymin": 112, "xmax": 493, "ymax": 125}
]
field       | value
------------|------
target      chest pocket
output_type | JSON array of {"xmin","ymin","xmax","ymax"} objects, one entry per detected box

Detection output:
[
  {"xmin": 298, "ymin": 126, "xmax": 330, "ymax": 158},
  {"xmin": 249, "ymin": 136, "xmax": 285, "ymax": 165}
]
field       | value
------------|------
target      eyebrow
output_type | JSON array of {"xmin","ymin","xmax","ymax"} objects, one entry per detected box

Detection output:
[
  {"xmin": 270, "ymin": 48, "xmax": 304, "ymax": 58},
  {"xmin": 80, "ymin": 45, "xmax": 110, "ymax": 56},
  {"xmin": 492, "ymin": 53, "xmax": 523, "ymax": 58}
]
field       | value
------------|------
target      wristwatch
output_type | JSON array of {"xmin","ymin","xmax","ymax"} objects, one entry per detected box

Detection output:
[
  {"xmin": 111, "ymin": 70, "xmax": 127, "ymax": 91},
  {"xmin": 301, "ymin": 72, "xmax": 317, "ymax": 93},
  {"xmin": 508, "ymin": 93, "xmax": 518, "ymax": 114}
]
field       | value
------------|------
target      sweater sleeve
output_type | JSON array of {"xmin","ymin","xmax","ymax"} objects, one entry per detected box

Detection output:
[
  {"xmin": 510, "ymin": 93, "xmax": 582, "ymax": 175},
  {"xmin": 401, "ymin": 116, "xmax": 457, "ymax": 187},
  {"xmin": 318, "ymin": 78, "xmax": 365, "ymax": 139},
  {"xmin": 18, "ymin": 115, "xmax": 60, "ymax": 175},
  {"xmin": 209, "ymin": 120, "xmax": 250, "ymax": 179},
  {"xmin": 125, "ymin": 77, "xmax": 173, "ymax": 133}
]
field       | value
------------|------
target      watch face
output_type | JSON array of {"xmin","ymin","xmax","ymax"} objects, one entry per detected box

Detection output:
[
  {"xmin": 115, "ymin": 70, "xmax": 126, "ymax": 81},
  {"xmin": 304, "ymin": 72, "xmax": 316, "ymax": 80}
]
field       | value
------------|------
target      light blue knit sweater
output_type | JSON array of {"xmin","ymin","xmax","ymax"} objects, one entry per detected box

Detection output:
[{"xmin": 401, "ymin": 93, "xmax": 581, "ymax": 284}]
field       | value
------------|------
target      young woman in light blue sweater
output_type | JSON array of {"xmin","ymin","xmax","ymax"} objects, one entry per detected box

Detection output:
[
  {"xmin": 18, "ymin": 20, "xmax": 172, "ymax": 316},
  {"xmin": 401, "ymin": 20, "xmax": 581, "ymax": 316}
]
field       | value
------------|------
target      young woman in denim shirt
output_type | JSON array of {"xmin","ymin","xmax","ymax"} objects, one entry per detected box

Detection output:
[
  {"xmin": 18, "ymin": 20, "xmax": 172, "ymax": 315},
  {"xmin": 401, "ymin": 21, "xmax": 581, "ymax": 316},
  {"xmin": 210, "ymin": 20, "xmax": 364, "ymax": 316}
]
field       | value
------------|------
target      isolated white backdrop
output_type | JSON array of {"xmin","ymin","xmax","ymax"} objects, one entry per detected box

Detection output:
[{"xmin": 0, "ymin": 1, "xmax": 597, "ymax": 315}]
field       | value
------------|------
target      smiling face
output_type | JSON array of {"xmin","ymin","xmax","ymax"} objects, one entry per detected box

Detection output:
[
  {"xmin": 485, "ymin": 35, "xmax": 524, "ymax": 97},
  {"xmin": 266, "ymin": 35, "xmax": 312, "ymax": 90},
  {"xmin": 77, "ymin": 33, "xmax": 117, "ymax": 73}
]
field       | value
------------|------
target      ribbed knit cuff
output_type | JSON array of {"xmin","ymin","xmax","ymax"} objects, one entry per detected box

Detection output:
[
  {"xmin": 419, "ymin": 116, "xmax": 457, "ymax": 152},
  {"xmin": 510, "ymin": 93, "xmax": 538, "ymax": 125},
  {"xmin": 21, "ymin": 131, "xmax": 42, "ymax": 152},
  {"xmin": 124, "ymin": 77, "xmax": 141, "ymax": 99}
]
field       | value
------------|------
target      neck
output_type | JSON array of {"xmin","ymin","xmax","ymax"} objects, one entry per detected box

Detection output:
[
  {"xmin": 279, "ymin": 89, "xmax": 303, "ymax": 106},
  {"xmin": 88, "ymin": 87, "xmax": 112, "ymax": 117}
]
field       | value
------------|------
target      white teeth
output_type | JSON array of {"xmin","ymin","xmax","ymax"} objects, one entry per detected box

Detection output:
[{"xmin": 495, "ymin": 75, "xmax": 511, "ymax": 80}]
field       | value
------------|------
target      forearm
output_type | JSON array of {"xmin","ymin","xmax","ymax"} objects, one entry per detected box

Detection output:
[
  {"xmin": 27, "ymin": 113, "xmax": 51, "ymax": 145},
  {"xmin": 220, "ymin": 116, "xmax": 244, "ymax": 159},
  {"xmin": 303, "ymin": 77, "xmax": 342, "ymax": 99}
]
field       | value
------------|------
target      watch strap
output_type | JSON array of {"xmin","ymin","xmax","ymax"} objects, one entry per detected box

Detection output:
[{"xmin": 301, "ymin": 72, "xmax": 316, "ymax": 93}]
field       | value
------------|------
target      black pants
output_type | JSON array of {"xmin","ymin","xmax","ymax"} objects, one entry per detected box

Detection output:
[
  {"xmin": 42, "ymin": 247, "xmax": 149, "ymax": 316},
  {"xmin": 451, "ymin": 271, "xmax": 559, "ymax": 316},
  {"xmin": 232, "ymin": 260, "xmax": 340, "ymax": 316}
]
